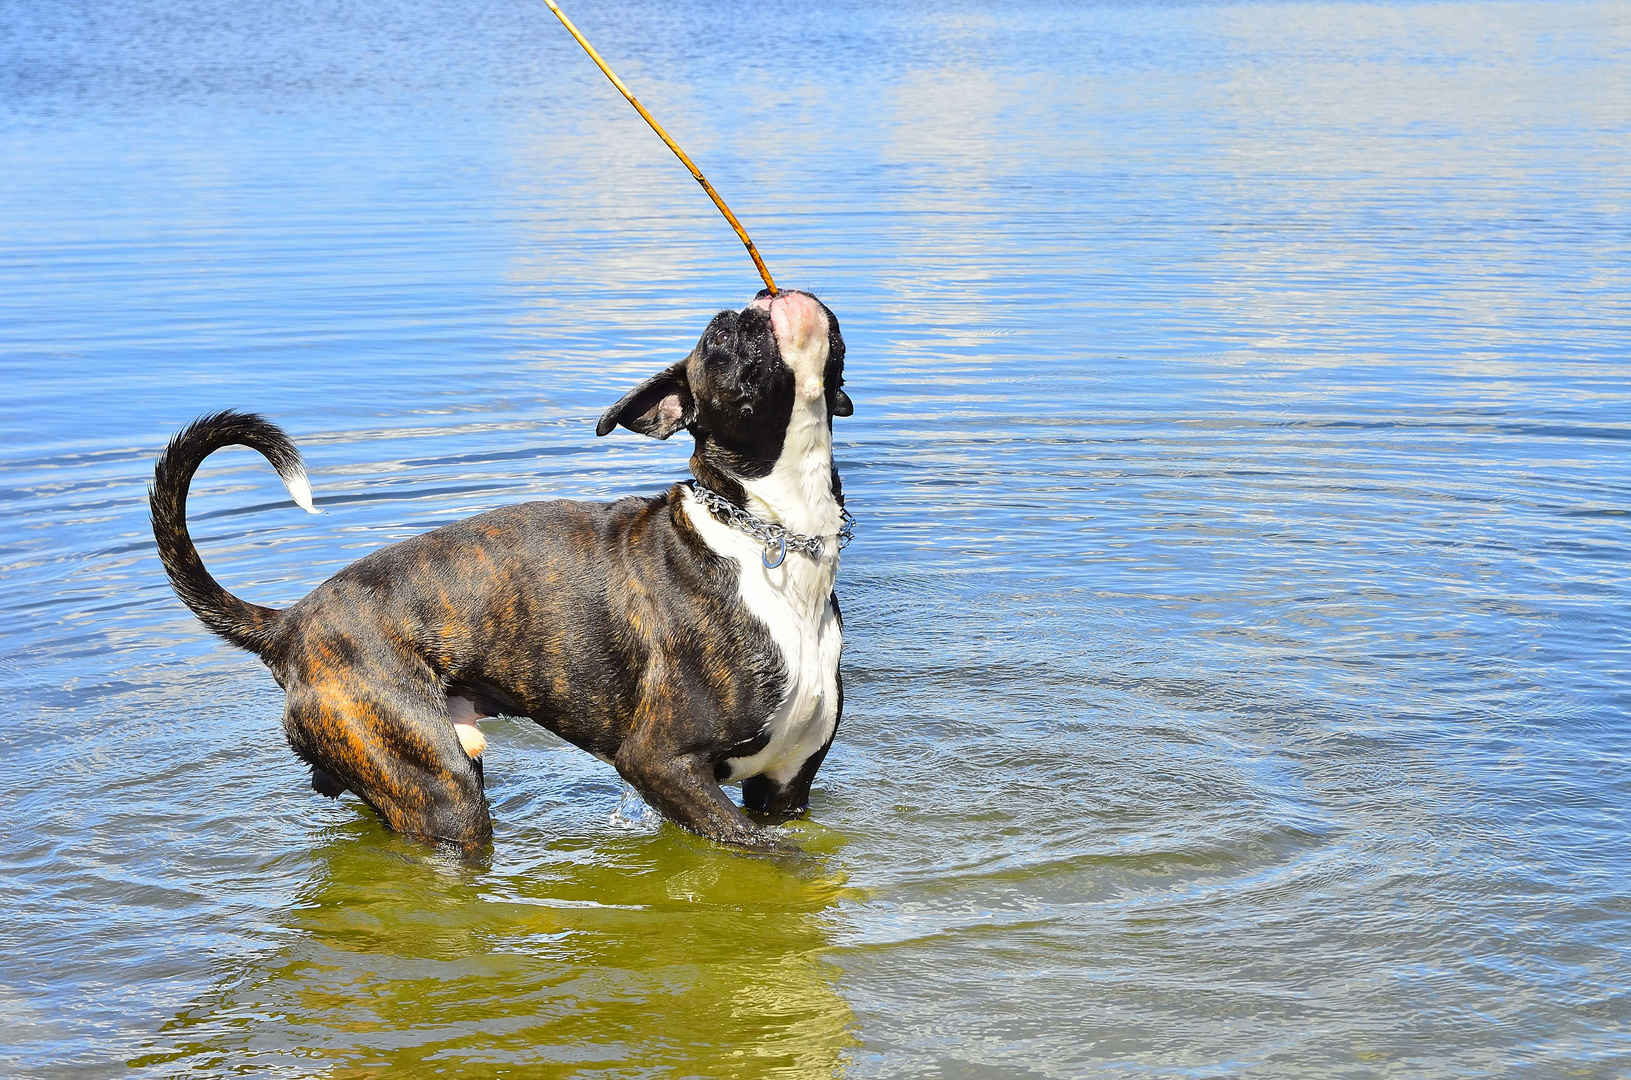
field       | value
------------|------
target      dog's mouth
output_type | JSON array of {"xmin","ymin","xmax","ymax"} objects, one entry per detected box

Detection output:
[
  {"xmin": 748, "ymin": 289, "xmax": 824, "ymax": 337},
  {"xmin": 748, "ymin": 291, "xmax": 830, "ymax": 401}
]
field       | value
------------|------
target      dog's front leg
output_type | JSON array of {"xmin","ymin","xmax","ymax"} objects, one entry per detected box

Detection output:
[
  {"xmin": 742, "ymin": 741, "xmax": 831, "ymax": 820},
  {"xmin": 614, "ymin": 726, "xmax": 795, "ymax": 854}
]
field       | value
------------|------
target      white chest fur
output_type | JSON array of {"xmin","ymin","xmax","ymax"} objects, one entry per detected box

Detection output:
[
  {"xmin": 681, "ymin": 354, "xmax": 844, "ymax": 786},
  {"xmin": 682, "ymin": 482, "xmax": 842, "ymax": 786}
]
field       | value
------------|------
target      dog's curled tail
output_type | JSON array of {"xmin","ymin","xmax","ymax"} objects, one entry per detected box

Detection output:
[{"xmin": 150, "ymin": 410, "xmax": 319, "ymax": 655}]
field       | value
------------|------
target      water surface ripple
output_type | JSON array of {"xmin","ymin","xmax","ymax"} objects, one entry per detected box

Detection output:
[{"xmin": 2, "ymin": 0, "xmax": 1628, "ymax": 1076}]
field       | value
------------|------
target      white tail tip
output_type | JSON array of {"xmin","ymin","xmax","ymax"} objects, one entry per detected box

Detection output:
[{"xmin": 283, "ymin": 471, "xmax": 319, "ymax": 514}]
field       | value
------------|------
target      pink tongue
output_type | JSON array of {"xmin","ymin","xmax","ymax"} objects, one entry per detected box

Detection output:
[{"xmin": 752, "ymin": 291, "xmax": 825, "ymax": 352}]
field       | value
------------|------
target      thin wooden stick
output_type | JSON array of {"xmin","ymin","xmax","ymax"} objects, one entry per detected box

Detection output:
[{"xmin": 541, "ymin": 0, "xmax": 778, "ymax": 295}]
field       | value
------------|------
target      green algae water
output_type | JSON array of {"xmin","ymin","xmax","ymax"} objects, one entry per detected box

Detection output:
[
  {"xmin": 2, "ymin": 0, "xmax": 1628, "ymax": 1075},
  {"xmin": 129, "ymin": 821, "xmax": 858, "ymax": 1074}
]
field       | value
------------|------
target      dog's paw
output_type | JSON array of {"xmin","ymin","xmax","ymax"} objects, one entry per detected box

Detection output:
[{"xmin": 724, "ymin": 824, "xmax": 804, "ymax": 857}]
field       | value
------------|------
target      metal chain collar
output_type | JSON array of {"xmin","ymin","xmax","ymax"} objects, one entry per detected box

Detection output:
[{"xmin": 689, "ymin": 480, "xmax": 855, "ymax": 569}]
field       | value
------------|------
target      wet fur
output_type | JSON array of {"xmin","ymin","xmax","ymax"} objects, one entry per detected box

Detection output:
[{"xmin": 150, "ymin": 291, "xmax": 852, "ymax": 852}]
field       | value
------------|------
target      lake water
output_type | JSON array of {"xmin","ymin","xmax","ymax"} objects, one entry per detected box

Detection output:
[{"xmin": 2, "ymin": 0, "xmax": 1628, "ymax": 1075}]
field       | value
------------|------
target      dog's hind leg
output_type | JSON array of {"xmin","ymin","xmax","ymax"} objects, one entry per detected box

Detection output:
[
  {"xmin": 311, "ymin": 765, "xmax": 346, "ymax": 798},
  {"xmin": 283, "ymin": 671, "xmax": 492, "ymax": 847}
]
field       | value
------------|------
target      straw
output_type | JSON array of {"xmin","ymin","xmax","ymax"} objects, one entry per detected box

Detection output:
[{"xmin": 541, "ymin": 0, "xmax": 779, "ymax": 295}]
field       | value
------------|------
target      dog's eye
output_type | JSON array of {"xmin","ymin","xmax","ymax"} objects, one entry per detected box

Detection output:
[{"xmin": 712, "ymin": 331, "xmax": 726, "ymax": 347}]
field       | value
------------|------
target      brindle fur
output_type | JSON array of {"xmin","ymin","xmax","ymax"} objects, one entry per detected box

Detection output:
[{"xmin": 150, "ymin": 293, "xmax": 851, "ymax": 852}]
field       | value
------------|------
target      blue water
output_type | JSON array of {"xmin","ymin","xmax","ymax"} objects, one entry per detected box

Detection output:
[{"xmin": 2, "ymin": 0, "xmax": 1628, "ymax": 1075}]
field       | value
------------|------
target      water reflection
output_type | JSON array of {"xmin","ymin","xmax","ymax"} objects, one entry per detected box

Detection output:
[
  {"xmin": 5, "ymin": 0, "xmax": 1630, "ymax": 1073},
  {"xmin": 132, "ymin": 817, "xmax": 857, "ymax": 1077}
]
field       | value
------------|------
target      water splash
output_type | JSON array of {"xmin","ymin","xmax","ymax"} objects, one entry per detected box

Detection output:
[{"xmin": 606, "ymin": 782, "xmax": 661, "ymax": 832}]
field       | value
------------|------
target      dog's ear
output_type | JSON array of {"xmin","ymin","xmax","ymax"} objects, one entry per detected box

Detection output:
[{"xmin": 596, "ymin": 358, "xmax": 695, "ymax": 439}]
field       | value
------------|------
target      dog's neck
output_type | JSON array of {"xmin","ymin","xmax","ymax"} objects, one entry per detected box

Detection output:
[{"xmin": 689, "ymin": 398, "xmax": 842, "ymax": 540}]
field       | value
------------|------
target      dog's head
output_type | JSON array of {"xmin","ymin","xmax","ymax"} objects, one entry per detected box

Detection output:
[{"xmin": 596, "ymin": 290, "xmax": 852, "ymax": 470}]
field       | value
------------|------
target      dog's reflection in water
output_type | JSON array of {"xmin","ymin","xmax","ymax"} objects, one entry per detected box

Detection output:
[{"xmin": 130, "ymin": 813, "xmax": 858, "ymax": 1076}]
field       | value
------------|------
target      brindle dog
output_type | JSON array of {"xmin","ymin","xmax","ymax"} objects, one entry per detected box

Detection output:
[{"xmin": 151, "ymin": 290, "xmax": 852, "ymax": 852}]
